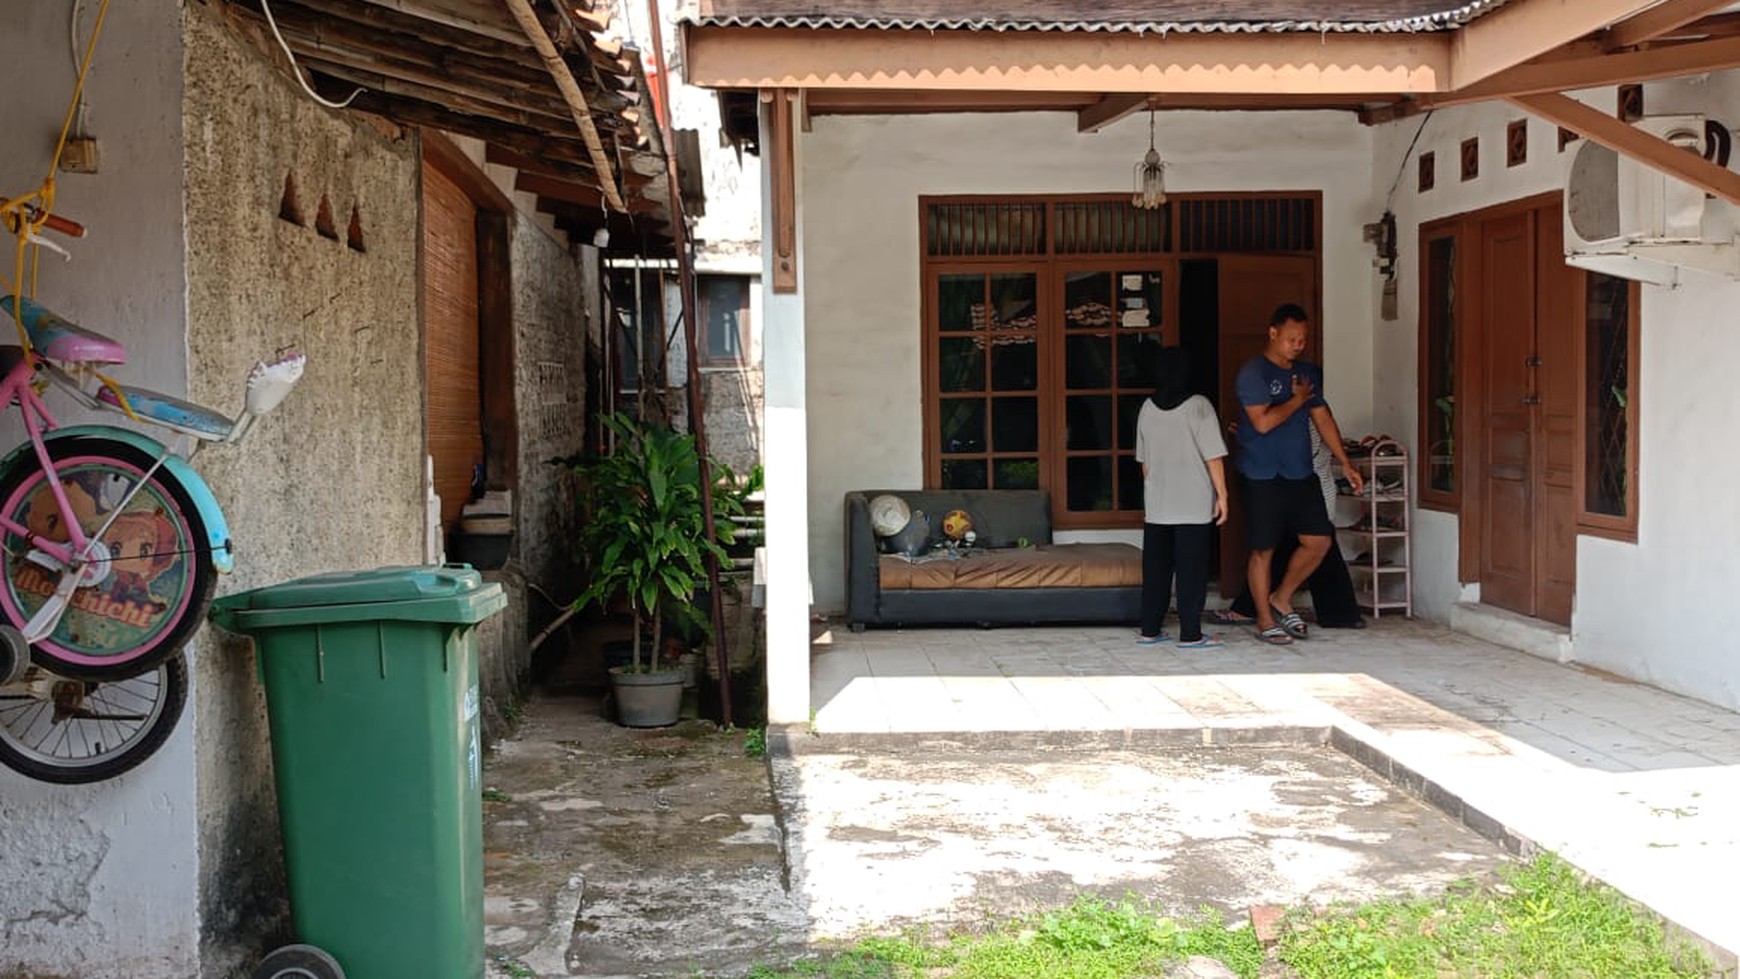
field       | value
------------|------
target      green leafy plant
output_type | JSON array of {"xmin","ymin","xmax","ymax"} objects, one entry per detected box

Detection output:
[
  {"xmin": 744, "ymin": 726, "xmax": 767, "ymax": 758},
  {"xmin": 567, "ymin": 414, "xmax": 738, "ymax": 674}
]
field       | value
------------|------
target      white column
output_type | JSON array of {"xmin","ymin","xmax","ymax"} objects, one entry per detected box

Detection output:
[{"xmin": 760, "ymin": 98, "xmax": 811, "ymax": 725}]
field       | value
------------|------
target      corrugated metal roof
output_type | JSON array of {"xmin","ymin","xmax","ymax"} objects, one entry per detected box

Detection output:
[{"xmin": 686, "ymin": 1, "xmax": 1512, "ymax": 33}]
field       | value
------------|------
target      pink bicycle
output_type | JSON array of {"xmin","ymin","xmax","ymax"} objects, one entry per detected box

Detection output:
[{"xmin": 0, "ymin": 203, "xmax": 304, "ymax": 782}]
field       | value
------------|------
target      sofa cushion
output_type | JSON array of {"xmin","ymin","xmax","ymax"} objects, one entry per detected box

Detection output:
[{"xmin": 879, "ymin": 542, "xmax": 1140, "ymax": 590}]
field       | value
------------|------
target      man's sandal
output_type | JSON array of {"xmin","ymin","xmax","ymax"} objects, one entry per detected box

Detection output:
[
  {"xmin": 1257, "ymin": 626, "xmax": 1293, "ymax": 646},
  {"xmin": 1272, "ymin": 606, "xmax": 1309, "ymax": 640}
]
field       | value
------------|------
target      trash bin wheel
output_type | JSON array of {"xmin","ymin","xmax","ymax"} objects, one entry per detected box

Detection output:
[{"xmin": 252, "ymin": 944, "xmax": 346, "ymax": 979}]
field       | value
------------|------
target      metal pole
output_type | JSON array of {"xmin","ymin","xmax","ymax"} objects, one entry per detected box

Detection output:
[{"xmin": 644, "ymin": 0, "xmax": 735, "ymax": 728}]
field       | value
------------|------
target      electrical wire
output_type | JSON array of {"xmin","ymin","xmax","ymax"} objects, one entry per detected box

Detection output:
[
  {"xmin": 1386, "ymin": 109, "xmax": 1435, "ymax": 209},
  {"xmin": 259, "ymin": 0, "xmax": 363, "ymax": 109}
]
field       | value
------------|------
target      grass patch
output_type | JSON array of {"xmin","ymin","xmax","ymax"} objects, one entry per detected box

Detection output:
[
  {"xmin": 742, "ymin": 856, "xmax": 1710, "ymax": 979},
  {"xmin": 745, "ymin": 726, "xmax": 768, "ymax": 758},
  {"xmin": 747, "ymin": 897, "xmax": 1261, "ymax": 979},
  {"xmin": 1279, "ymin": 854, "xmax": 1710, "ymax": 978}
]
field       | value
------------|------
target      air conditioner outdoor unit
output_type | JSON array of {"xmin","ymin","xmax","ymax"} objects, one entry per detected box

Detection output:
[{"xmin": 1563, "ymin": 113, "xmax": 1740, "ymax": 287}]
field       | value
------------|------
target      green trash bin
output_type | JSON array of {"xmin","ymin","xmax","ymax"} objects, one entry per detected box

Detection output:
[{"xmin": 210, "ymin": 566, "xmax": 507, "ymax": 979}]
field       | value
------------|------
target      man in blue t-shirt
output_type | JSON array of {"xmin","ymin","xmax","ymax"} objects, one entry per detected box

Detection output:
[{"xmin": 1234, "ymin": 303, "xmax": 1361, "ymax": 646}]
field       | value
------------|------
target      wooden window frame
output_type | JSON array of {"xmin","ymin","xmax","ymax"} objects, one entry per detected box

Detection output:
[
  {"xmin": 1417, "ymin": 217, "xmax": 1463, "ymax": 513},
  {"xmin": 1573, "ymin": 275, "xmax": 1641, "ymax": 542},
  {"xmin": 697, "ymin": 273, "xmax": 752, "ymax": 369},
  {"xmin": 919, "ymin": 191, "xmax": 1321, "ymax": 531}
]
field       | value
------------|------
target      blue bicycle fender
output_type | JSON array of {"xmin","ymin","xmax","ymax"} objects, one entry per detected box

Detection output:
[{"xmin": 0, "ymin": 425, "xmax": 236, "ymax": 574}]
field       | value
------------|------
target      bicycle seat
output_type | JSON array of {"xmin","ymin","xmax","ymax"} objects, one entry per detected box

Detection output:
[
  {"xmin": 96, "ymin": 384, "xmax": 234, "ymax": 441},
  {"xmin": 0, "ymin": 296, "xmax": 126, "ymax": 365}
]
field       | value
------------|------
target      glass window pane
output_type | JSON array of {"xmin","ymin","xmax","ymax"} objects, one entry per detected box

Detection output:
[
  {"xmin": 942, "ymin": 458, "xmax": 987, "ymax": 490},
  {"xmin": 1118, "ymin": 456, "xmax": 1143, "ymax": 512},
  {"xmin": 701, "ymin": 275, "xmax": 747, "ymax": 360},
  {"xmin": 1585, "ymin": 273, "xmax": 1631, "ymax": 518},
  {"xmin": 939, "ymin": 399, "xmax": 986, "ymax": 455},
  {"xmin": 989, "ymin": 273, "xmax": 1038, "ymax": 331},
  {"xmin": 1118, "ymin": 394, "xmax": 1148, "ymax": 451},
  {"xmin": 938, "ymin": 336, "xmax": 985, "ymax": 392},
  {"xmin": 1067, "ymin": 457, "xmax": 1114, "ymax": 512},
  {"xmin": 992, "ymin": 397, "xmax": 1039, "ymax": 453},
  {"xmin": 937, "ymin": 273, "xmax": 985, "ymax": 331},
  {"xmin": 1116, "ymin": 270, "xmax": 1163, "ymax": 330},
  {"xmin": 991, "ymin": 335, "xmax": 1038, "ymax": 391},
  {"xmin": 1066, "ymin": 395, "xmax": 1113, "ymax": 451},
  {"xmin": 1064, "ymin": 271, "xmax": 1114, "ymax": 330},
  {"xmin": 1424, "ymin": 236, "xmax": 1457, "ymax": 495},
  {"xmin": 1066, "ymin": 334, "xmax": 1111, "ymax": 389},
  {"xmin": 994, "ymin": 458, "xmax": 1040, "ymax": 490},
  {"xmin": 1117, "ymin": 333, "xmax": 1164, "ymax": 389}
]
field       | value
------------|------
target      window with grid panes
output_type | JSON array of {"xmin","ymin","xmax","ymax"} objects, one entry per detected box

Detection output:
[
  {"xmin": 1061, "ymin": 269, "xmax": 1166, "ymax": 515},
  {"xmin": 933, "ymin": 270, "xmax": 1042, "ymax": 490}
]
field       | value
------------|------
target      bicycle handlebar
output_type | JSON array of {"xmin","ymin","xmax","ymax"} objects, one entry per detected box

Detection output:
[{"xmin": 0, "ymin": 198, "xmax": 86, "ymax": 239}]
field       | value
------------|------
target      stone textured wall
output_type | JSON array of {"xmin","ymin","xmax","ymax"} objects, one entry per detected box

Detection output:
[
  {"xmin": 182, "ymin": 6, "xmax": 423, "ymax": 973},
  {"xmin": 510, "ymin": 216, "xmax": 588, "ymax": 590}
]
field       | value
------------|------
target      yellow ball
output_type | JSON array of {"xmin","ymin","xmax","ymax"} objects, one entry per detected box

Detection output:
[{"xmin": 940, "ymin": 508, "xmax": 974, "ymax": 541}]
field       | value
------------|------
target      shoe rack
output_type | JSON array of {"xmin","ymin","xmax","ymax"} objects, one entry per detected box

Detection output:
[{"xmin": 1335, "ymin": 436, "xmax": 1412, "ymax": 619}]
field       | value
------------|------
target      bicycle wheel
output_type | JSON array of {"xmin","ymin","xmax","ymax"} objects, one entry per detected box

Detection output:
[
  {"xmin": 0, "ymin": 437, "xmax": 218, "ymax": 680},
  {"xmin": 0, "ymin": 650, "xmax": 187, "ymax": 784}
]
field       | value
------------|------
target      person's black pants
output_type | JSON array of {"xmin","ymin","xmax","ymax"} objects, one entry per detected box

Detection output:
[
  {"xmin": 1230, "ymin": 535, "xmax": 1365, "ymax": 628},
  {"xmin": 1142, "ymin": 522, "xmax": 1213, "ymax": 641}
]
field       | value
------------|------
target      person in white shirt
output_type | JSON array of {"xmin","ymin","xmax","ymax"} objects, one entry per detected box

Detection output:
[{"xmin": 1134, "ymin": 347, "xmax": 1229, "ymax": 648}]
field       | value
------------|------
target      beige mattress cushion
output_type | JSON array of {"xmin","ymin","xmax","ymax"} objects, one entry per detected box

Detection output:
[{"xmin": 878, "ymin": 543, "xmax": 1142, "ymax": 590}]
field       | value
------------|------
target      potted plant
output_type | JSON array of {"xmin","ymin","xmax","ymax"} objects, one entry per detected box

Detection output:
[{"xmin": 569, "ymin": 414, "xmax": 736, "ymax": 727}]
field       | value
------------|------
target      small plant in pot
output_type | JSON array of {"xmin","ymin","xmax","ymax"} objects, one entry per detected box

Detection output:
[{"xmin": 569, "ymin": 414, "xmax": 736, "ymax": 727}]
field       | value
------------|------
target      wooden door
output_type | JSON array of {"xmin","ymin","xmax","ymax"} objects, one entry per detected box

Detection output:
[
  {"xmin": 1476, "ymin": 202, "xmax": 1578, "ymax": 624},
  {"xmin": 422, "ymin": 160, "xmax": 483, "ymax": 531},
  {"xmin": 1533, "ymin": 213, "xmax": 1579, "ymax": 626},
  {"xmin": 1214, "ymin": 255, "xmax": 1318, "ymax": 597},
  {"xmin": 1478, "ymin": 213, "xmax": 1536, "ymax": 615}
]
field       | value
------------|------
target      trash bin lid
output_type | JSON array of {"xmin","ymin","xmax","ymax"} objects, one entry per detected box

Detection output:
[
  {"xmin": 210, "ymin": 565, "xmax": 507, "ymax": 631},
  {"xmin": 238, "ymin": 566, "xmax": 483, "ymax": 609}
]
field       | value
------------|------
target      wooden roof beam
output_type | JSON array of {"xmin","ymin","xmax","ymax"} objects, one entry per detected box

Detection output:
[
  {"xmin": 503, "ymin": 0, "xmax": 625, "ymax": 211},
  {"xmin": 515, "ymin": 173, "xmax": 663, "ymax": 214},
  {"xmin": 1078, "ymin": 95, "xmax": 1146, "ymax": 134},
  {"xmin": 683, "ymin": 25, "xmax": 1451, "ymax": 94},
  {"xmin": 1434, "ymin": 33, "xmax": 1740, "ymax": 109},
  {"xmin": 1603, "ymin": 0, "xmax": 1736, "ymax": 50},
  {"xmin": 1450, "ymin": 0, "xmax": 1664, "ymax": 88},
  {"xmin": 1509, "ymin": 91, "xmax": 1740, "ymax": 205}
]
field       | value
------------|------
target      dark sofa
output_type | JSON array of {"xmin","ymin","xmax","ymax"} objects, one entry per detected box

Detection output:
[{"xmin": 844, "ymin": 489, "xmax": 1142, "ymax": 630}]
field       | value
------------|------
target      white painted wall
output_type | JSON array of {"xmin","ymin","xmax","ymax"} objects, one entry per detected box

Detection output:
[
  {"xmin": 1371, "ymin": 75, "xmax": 1740, "ymax": 710},
  {"xmin": 0, "ymin": 4, "xmax": 201, "ymax": 976},
  {"xmin": 801, "ymin": 109, "xmax": 1378, "ymax": 611}
]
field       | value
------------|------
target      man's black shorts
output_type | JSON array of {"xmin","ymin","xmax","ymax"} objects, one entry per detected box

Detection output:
[{"xmin": 1243, "ymin": 475, "xmax": 1333, "ymax": 551}]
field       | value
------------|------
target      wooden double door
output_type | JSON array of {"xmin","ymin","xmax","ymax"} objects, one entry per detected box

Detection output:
[{"xmin": 1472, "ymin": 200, "xmax": 1578, "ymax": 625}]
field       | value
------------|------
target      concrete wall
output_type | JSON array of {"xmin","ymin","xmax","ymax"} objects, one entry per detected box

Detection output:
[
  {"xmin": 0, "ymin": 5, "xmax": 200, "ymax": 976},
  {"xmin": 800, "ymin": 110, "xmax": 1378, "ymax": 611},
  {"xmin": 1370, "ymin": 76, "xmax": 1740, "ymax": 710},
  {"xmin": 182, "ymin": 4, "xmax": 426, "ymax": 973}
]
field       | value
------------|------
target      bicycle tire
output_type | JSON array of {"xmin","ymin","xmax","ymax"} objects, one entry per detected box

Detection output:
[
  {"xmin": 0, "ymin": 437, "xmax": 218, "ymax": 680},
  {"xmin": 0, "ymin": 650, "xmax": 187, "ymax": 784}
]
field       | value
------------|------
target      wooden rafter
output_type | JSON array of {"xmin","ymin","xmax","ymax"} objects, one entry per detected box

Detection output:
[
  {"xmin": 1078, "ymin": 95, "xmax": 1147, "ymax": 134},
  {"xmin": 1509, "ymin": 91, "xmax": 1740, "ymax": 205},
  {"xmin": 515, "ymin": 172, "xmax": 662, "ymax": 214},
  {"xmin": 686, "ymin": 26, "xmax": 1450, "ymax": 94},
  {"xmin": 1441, "ymin": 33, "xmax": 1740, "ymax": 108},
  {"xmin": 1449, "ymin": 0, "xmax": 1663, "ymax": 88},
  {"xmin": 350, "ymin": 0, "xmax": 527, "ymax": 46},
  {"xmin": 1603, "ymin": 0, "xmax": 1735, "ymax": 50},
  {"xmin": 502, "ymin": 0, "xmax": 625, "ymax": 212}
]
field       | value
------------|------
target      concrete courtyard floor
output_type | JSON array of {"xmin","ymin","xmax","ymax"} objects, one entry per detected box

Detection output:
[{"xmin": 480, "ymin": 616, "xmax": 1740, "ymax": 977}]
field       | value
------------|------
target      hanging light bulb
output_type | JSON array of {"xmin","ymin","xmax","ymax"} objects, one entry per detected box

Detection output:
[{"xmin": 1132, "ymin": 107, "xmax": 1167, "ymax": 210}]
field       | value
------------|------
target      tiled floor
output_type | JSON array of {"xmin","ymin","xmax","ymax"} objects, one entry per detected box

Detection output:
[{"xmin": 810, "ymin": 619, "xmax": 1740, "ymax": 965}]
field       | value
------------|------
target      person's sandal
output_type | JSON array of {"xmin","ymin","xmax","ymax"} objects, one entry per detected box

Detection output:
[
  {"xmin": 1176, "ymin": 634, "xmax": 1224, "ymax": 649},
  {"xmin": 1136, "ymin": 633, "xmax": 1170, "ymax": 645},
  {"xmin": 1271, "ymin": 606, "xmax": 1309, "ymax": 639},
  {"xmin": 1256, "ymin": 626, "xmax": 1293, "ymax": 646},
  {"xmin": 1209, "ymin": 608, "xmax": 1253, "ymax": 625}
]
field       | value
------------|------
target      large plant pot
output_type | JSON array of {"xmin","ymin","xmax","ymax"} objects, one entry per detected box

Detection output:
[{"xmin": 609, "ymin": 668, "xmax": 685, "ymax": 727}]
